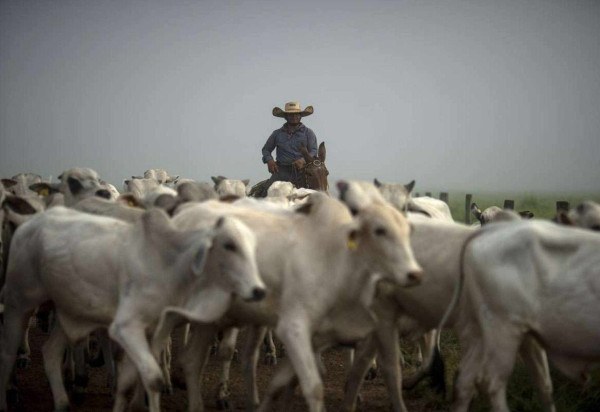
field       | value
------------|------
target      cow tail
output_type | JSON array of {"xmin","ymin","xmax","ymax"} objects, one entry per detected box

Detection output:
[{"xmin": 435, "ymin": 229, "xmax": 487, "ymax": 347}]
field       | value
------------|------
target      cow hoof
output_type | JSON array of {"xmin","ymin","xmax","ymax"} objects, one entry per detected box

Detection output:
[
  {"xmin": 365, "ymin": 366, "xmax": 378, "ymax": 381},
  {"xmin": 162, "ymin": 384, "xmax": 173, "ymax": 395},
  {"xmin": 264, "ymin": 353, "xmax": 278, "ymax": 366},
  {"xmin": 216, "ymin": 398, "xmax": 232, "ymax": 410},
  {"xmin": 232, "ymin": 349, "xmax": 239, "ymax": 363},
  {"xmin": 16, "ymin": 357, "xmax": 30, "ymax": 369}
]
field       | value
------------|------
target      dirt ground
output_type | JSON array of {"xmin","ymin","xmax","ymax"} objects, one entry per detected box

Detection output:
[{"xmin": 7, "ymin": 325, "xmax": 440, "ymax": 411}]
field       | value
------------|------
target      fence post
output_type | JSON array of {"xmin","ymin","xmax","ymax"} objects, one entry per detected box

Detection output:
[
  {"xmin": 415, "ymin": 192, "xmax": 420, "ymax": 198},
  {"xmin": 503, "ymin": 199, "xmax": 515, "ymax": 210},
  {"xmin": 439, "ymin": 192, "xmax": 449, "ymax": 204},
  {"xmin": 425, "ymin": 192, "xmax": 432, "ymax": 197},
  {"xmin": 465, "ymin": 194, "xmax": 472, "ymax": 224},
  {"xmin": 556, "ymin": 201, "xmax": 570, "ymax": 213}
]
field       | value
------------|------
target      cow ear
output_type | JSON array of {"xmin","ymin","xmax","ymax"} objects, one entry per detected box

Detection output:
[
  {"xmin": 336, "ymin": 180, "xmax": 349, "ymax": 200},
  {"xmin": 118, "ymin": 193, "xmax": 143, "ymax": 208},
  {"xmin": 211, "ymin": 176, "xmax": 223, "ymax": 185},
  {"xmin": 470, "ymin": 203, "xmax": 482, "ymax": 220},
  {"xmin": 2, "ymin": 178, "xmax": 17, "ymax": 189},
  {"xmin": 404, "ymin": 180, "xmax": 416, "ymax": 194},
  {"xmin": 131, "ymin": 175, "xmax": 143, "ymax": 180},
  {"xmin": 192, "ymin": 240, "xmax": 213, "ymax": 276},
  {"xmin": 318, "ymin": 142, "xmax": 326, "ymax": 162},
  {"xmin": 2, "ymin": 195, "xmax": 38, "ymax": 215},
  {"xmin": 295, "ymin": 201, "xmax": 313, "ymax": 215},
  {"xmin": 373, "ymin": 178, "xmax": 382, "ymax": 188},
  {"xmin": 30, "ymin": 182, "xmax": 59, "ymax": 197},
  {"xmin": 242, "ymin": 179, "xmax": 250, "ymax": 187},
  {"xmin": 67, "ymin": 177, "xmax": 84, "ymax": 195},
  {"xmin": 154, "ymin": 194, "xmax": 178, "ymax": 215}
]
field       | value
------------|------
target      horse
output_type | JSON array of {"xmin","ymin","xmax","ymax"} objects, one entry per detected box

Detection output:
[{"xmin": 249, "ymin": 142, "xmax": 329, "ymax": 197}]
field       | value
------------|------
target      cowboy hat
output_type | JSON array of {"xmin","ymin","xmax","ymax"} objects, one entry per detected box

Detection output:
[{"xmin": 272, "ymin": 101, "xmax": 314, "ymax": 118}]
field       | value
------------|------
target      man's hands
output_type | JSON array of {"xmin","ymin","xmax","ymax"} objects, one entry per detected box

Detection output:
[
  {"xmin": 267, "ymin": 160, "xmax": 279, "ymax": 174},
  {"xmin": 293, "ymin": 158, "xmax": 306, "ymax": 169},
  {"xmin": 267, "ymin": 158, "xmax": 306, "ymax": 174}
]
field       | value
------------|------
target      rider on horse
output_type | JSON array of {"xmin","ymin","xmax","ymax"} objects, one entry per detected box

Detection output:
[{"xmin": 256, "ymin": 102, "xmax": 319, "ymax": 196}]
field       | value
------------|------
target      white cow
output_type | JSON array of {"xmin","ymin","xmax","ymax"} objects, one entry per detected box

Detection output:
[
  {"xmin": 338, "ymin": 182, "xmax": 556, "ymax": 412},
  {"xmin": 28, "ymin": 167, "xmax": 111, "ymax": 206},
  {"xmin": 211, "ymin": 175, "xmax": 250, "ymax": 198},
  {"xmin": 451, "ymin": 221, "xmax": 600, "ymax": 412},
  {"xmin": 141, "ymin": 168, "xmax": 179, "ymax": 185},
  {"xmin": 564, "ymin": 200, "xmax": 600, "ymax": 231},
  {"xmin": 158, "ymin": 192, "xmax": 423, "ymax": 412},
  {"xmin": 373, "ymin": 178, "xmax": 454, "ymax": 221},
  {"xmin": 0, "ymin": 207, "xmax": 265, "ymax": 412},
  {"xmin": 1, "ymin": 173, "xmax": 43, "ymax": 197},
  {"xmin": 471, "ymin": 202, "xmax": 534, "ymax": 226}
]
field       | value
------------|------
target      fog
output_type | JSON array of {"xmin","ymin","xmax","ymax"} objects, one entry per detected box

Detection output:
[{"xmin": 1, "ymin": 0, "xmax": 599, "ymax": 193}]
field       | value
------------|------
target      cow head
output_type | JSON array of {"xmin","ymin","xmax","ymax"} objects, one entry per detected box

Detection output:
[
  {"xmin": 566, "ymin": 201, "xmax": 600, "ymax": 231},
  {"xmin": 337, "ymin": 180, "xmax": 423, "ymax": 288},
  {"xmin": 373, "ymin": 178, "xmax": 415, "ymax": 213}
]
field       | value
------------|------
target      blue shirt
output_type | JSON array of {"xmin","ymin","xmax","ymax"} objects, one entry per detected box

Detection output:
[{"xmin": 261, "ymin": 123, "xmax": 318, "ymax": 165}]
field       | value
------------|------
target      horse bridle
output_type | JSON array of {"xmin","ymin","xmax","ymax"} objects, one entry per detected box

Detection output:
[{"xmin": 302, "ymin": 159, "xmax": 327, "ymax": 190}]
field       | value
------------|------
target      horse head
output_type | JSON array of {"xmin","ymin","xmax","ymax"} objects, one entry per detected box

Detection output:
[{"xmin": 298, "ymin": 142, "xmax": 329, "ymax": 192}]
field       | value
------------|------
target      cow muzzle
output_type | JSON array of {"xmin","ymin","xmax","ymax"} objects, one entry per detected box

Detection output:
[{"xmin": 245, "ymin": 287, "xmax": 267, "ymax": 302}]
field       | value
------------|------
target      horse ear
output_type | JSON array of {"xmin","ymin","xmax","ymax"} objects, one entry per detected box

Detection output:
[
  {"xmin": 299, "ymin": 145, "xmax": 314, "ymax": 163},
  {"xmin": 318, "ymin": 142, "xmax": 326, "ymax": 162}
]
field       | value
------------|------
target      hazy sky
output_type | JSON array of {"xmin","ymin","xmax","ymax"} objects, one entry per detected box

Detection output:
[{"xmin": 1, "ymin": 0, "xmax": 599, "ymax": 193}]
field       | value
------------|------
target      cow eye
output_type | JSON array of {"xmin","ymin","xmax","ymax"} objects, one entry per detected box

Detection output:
[
  {"xmin": 374, "ymin": 227, "xmax": 387, "ymax": 236},
  {"xmin": 224, "ymin": 242, "xmax": 237, "ymax": 252}
]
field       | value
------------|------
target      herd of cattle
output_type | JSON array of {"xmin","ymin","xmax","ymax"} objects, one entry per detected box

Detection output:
[{"xmin": 0, "ymin": 168, "xmax": 599, "ymax": 412}]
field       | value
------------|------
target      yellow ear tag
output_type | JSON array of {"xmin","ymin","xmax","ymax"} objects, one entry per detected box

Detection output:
[
  {"xmin": 40, "ymin": 188, "xmax": 49, "ymax": 197},
  {"xmin": 347, "ymin": 238, "xmax": 358, "ymax": 251},
  {"xmin": 128, "ymin": 200, "xmax": 136, "ymax": 207}
]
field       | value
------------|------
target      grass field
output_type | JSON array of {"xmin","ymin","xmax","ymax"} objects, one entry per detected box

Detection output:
[{"xmin": 403, "ymin": 191, "xmax": 600, "ymax": 411}]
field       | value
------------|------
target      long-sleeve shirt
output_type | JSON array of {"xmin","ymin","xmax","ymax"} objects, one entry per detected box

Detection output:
[{"xmin": 261, "ymin": 123, "xmax": 318, "ymax": 165}]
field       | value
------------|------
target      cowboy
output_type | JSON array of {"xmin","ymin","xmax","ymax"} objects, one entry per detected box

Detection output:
[{"xmin": 261, "ymin": 102, "xmax": 318, "ymax": 187}]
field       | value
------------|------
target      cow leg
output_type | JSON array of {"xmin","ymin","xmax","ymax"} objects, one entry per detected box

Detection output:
[
  {"xmin": 0, "ymin": 308, "xmax": 33, "ymax": 411},
  {"xmin": 342, "ymin": 334, "xmax": 378, "ymax": 412},
  {"xmin": 519, "ymin": 336, "xmax": 556, "ymax": 412},
  {"xmin": 275, "ymin": 319, "xmax": 324, "ymax": 412},
  {"xmin": 374, "ymin": 322, "xmax": 407, "ymax": 412},
  {"xmin": 71, "ymin": 342, "xmax": 89, "ymax": 405},
  {"xmin": 98, "ymin": 332, "xmax": 116, "ymax": 391},
  {"xmin": 42, "ymin": 323, "xmax": 70, "ymax": 412},
  {"xmin": 215, "ymin": 327, "xmax": 239, "ymax": 410},
  {"xmin": 242, "ymin": 325, "xmax": 268, "ymax": 411},
  {"xmin": 256, "ymin": 358, "xmax": 297, "ymax": 412},
  {"xmin": 16, "ymin": 317, "xmax": 33, "ymax": 369},
  {"xmin": 263, "ymin": 329, "xmax": 277, "ymax": 365},
  {"xmin": 108, "ymin": 318, "xmax": 163, "ymax": 412},
  {"xmin": 181, "ymin": 323, "xmax": 217, "ymax": 412},
  {"xmin": 453, "ymin": 330, "xmax": 519, "ymax": 412},
  {"xmin": 113, "ymin": 355, "xmax": 140, "ymax": 412}
]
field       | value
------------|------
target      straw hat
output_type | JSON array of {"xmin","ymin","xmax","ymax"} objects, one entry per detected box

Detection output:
[{"xmin": 272, "ymin": 101, "xmax": 314, "ymax": 118}]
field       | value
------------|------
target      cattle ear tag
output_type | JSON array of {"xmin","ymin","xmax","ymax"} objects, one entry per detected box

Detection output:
[
  {"xmin": 347, "ymin": 231, "xmax": 359, "ymax": 251},
  {"xmin": 40, "ymin": 188, "xmax": 49, "ymax": 197},
  {"xmin": 128, "ymin": 199, "xmax": 136, "ymax": 207}
]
